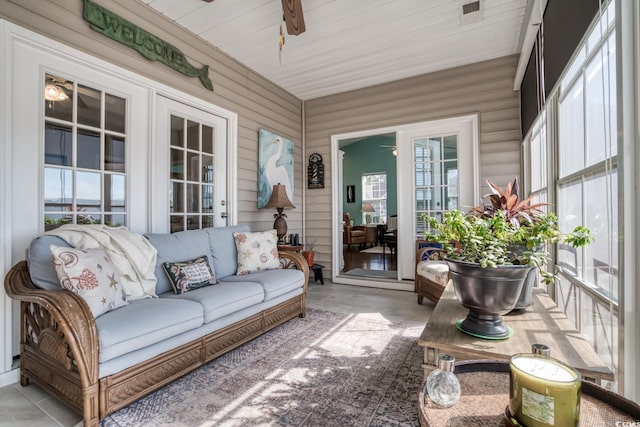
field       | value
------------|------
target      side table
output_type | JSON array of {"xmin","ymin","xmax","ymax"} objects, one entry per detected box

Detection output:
[
  {"xmin": 277, "ymin": 244, "xmax": 303, "ymax": 253},
  {"xmin": 363, "ymin": 225, "xmax": 379, "ymax": 247},
  {"xmin": 418, "ymin": 360, "xmax": 640, "ymax": 427}
]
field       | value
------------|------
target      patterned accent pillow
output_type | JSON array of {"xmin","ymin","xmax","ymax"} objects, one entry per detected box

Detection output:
[
  {"xmin": 161, "ymin": 256, "xmax": 216, "ymax": 295},
  {"xmin": 50, "ymin": 245, "xmax": 128, "ymax": 318},
  {"xmin": 233, "ymin": 230, "xmax": 280, "ymax": 275}
]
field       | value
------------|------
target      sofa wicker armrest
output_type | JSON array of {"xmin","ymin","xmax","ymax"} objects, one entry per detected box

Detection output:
[
  {"xmin": 278, "ymin": 251, "xmax": 309, "ymax": 292},
  {"xmin": 4, "ymin": 260, "xmax": 100, "ymax": 425}
]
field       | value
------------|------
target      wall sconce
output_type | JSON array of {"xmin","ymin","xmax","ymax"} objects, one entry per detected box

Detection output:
[{"xmin": 264, "ymin": 183, "xmax": 295, "ymax": 243}]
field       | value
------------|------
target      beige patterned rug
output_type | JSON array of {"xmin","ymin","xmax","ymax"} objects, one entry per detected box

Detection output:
[{"xmin": 100, "ymin": 308, "xmax": 423, "ymax": 426}]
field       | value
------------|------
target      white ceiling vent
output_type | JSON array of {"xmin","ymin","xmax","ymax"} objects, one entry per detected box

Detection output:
[{"xmin": 459, "ymin": 0, "xmax": 484, "ymax": 25}]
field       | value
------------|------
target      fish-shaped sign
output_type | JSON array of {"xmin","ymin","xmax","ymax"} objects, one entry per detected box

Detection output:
[{"xmin": 82, "ymin": 0, "xmax": 213, "ymax": 91}]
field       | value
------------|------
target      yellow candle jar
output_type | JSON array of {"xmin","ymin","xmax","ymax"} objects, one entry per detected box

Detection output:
[{"xmin": 509, "ymin": 353, "xmax": 581, "ymax": 427}]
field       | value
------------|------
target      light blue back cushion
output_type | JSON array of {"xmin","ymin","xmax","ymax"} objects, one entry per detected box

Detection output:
[
  {"xmin": 26, "ymin": 235, "xmax": 72, "ymax": 291},
  {"xmin": 206, "ymin": 224, "xmax": 250, "ymax": 279},
  {"xmin": 145, "ymin": 229, "xmax": 215, "ymax": 295}
]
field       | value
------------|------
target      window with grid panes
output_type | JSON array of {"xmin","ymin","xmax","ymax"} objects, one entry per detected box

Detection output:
[
  {"xmin": 43, "ymin": 73, "xmax": 127, "ymax": 231},
  {"xmin": 361, "ymin": 173, "xmax": 387, "ymax": 224}
]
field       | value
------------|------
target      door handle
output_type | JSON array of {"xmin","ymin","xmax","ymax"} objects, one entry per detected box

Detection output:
[{"xmin": 220, "ymin": 212, "xmax": 228, "ymax": 219}]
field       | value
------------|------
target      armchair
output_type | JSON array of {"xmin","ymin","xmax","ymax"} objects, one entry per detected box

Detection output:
[
  {"xmin": 415, "ymin": 240, "xmax": 449, "ymax": 304},
  {"xmin": 343, "ymin": 212, "xmax": 367, "ymax": 249}
]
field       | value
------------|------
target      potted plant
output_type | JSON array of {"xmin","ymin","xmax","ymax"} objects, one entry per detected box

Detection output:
[
  {"xmin": 424, "ymin": 178, "xmax": 593, "ymax": 339},
  {"xmin": 302, "ymin": 238, "xmax": 316, "ymax": 266}
]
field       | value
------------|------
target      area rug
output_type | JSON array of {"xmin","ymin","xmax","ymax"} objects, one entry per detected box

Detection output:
[
  {"xmin": 100, "ymin": 308, "xmax": 423, "ymax": 427},
  {"xmin": 343, "ymin": 268, "xmax": 398, "ymax": 279},
  {"xmin": 360, "ymin": 246, "xmax": 386, "ymax": 254}
]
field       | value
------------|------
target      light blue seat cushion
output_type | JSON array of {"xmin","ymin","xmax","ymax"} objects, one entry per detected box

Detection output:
[
  {"xmin": 205, "ymin": 224, "xmax": 249, "ymax": 279},
  {"xmin": 26, "ymin": 235, "xmax": 72, "ymax": 291},
  {"xmin": 145, "ymin": 229, "xmax": 215, "ymax": 295},
  {"xmin": 160, "ymin": 281, "xmax": 264, "ymax": 323},
  {"xmin": 220, "ymin": 269, "xmax": 304, "ymax": 301},
  {"xmin": 97, "ymin": 287, "xmax": 302, "ymax": 378},
  {"xmin": 96, "ymin": 298, "xmax": 204, "ymax": 363}
]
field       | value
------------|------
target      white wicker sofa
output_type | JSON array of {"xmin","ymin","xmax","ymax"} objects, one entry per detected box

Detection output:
[{"xmin": 4, "ymin": 224, "xmax": 308, "ymax": 427}]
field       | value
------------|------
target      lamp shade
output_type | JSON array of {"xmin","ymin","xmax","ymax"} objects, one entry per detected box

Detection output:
[
  {"xmin": 264, "ymin": 183, "xmax": 295, "ymax": 209},
  {"xmin": 361, "ymin": 202, "xmax": 375, "ymax": 213}
]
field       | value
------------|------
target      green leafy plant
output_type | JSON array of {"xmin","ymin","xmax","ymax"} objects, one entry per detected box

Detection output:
[{"xmin": 424, "ymin": 178, "xmax": 594, "ymax": 284}]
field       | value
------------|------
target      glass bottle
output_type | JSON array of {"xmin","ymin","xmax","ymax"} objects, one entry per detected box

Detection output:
[{"xmin": 426, "ymin": 353, "xmax": 461, "ymax": 407}]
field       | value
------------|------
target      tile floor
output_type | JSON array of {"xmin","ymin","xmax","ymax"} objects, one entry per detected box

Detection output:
[{"xmin": 0, "ymin": 281, "xmax": 435, "ymax": 427}]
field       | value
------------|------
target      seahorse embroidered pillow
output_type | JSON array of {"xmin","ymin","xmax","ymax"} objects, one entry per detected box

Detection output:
[
  {"xmin": 50, "ymin": 245, "xmax": 128, "ymax": 318},
  {"xmin": 233, "ymin": 230, "xmax": 280, "ymax": 275}
]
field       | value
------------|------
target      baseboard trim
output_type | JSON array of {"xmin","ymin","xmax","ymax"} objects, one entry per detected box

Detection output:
[{"xmin": 0, "ymin": 367, "xmax": 19, "ymax": 388}]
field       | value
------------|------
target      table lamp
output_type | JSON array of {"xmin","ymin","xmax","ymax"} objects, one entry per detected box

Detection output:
[
  {"xmin": 361, "ymin": 202, "xmax": 375, "ymax": 224},
  {"xmin": 264, "ymin": 183, "xmax": 295, "ymax": 243}
]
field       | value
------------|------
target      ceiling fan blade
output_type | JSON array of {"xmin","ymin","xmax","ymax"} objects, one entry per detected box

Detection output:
[{"xmin": 281, "ymin": 0, "xmax": 305, "ymax": 35}]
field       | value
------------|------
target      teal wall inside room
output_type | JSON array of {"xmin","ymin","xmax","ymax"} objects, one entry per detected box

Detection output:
[{"xmin": 342, "ymin": 135, "xmax": 397, "ymax": 225}]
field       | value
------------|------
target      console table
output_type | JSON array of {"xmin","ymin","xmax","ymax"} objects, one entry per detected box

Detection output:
[{"xmin": 418, "ymin": 283, "xmax": 614, "ymax": 384}]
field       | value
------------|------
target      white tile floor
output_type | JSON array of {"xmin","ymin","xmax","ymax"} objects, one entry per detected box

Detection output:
[{"xmin": 0, "ymin": 281, "xmax": 435, "ymax": 426}]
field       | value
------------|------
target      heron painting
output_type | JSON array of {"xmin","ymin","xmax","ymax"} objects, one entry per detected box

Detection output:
[{"xmin": 258, "ymin": 129, "xmax": 294, "ymax": 208}]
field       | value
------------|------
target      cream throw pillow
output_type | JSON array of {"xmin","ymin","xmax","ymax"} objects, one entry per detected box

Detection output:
[
  {"xmin": 233, "ymin": 230, "xmax": 280, "ymax": 275},
  {"xmin": 50, "ymin": 245, "xmax": 128, "ymax": 318}
]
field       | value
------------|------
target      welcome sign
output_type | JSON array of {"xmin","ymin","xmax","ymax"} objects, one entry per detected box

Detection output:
[{"xmin": 82, "ymin": 0, "xmax": 213, "ymax": 91}]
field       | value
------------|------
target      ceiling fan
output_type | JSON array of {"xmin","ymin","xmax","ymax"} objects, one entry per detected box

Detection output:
[
  {"xmin": 380, "ymin": 144, "xmax": 398, "ymax": 156},
  {"xmin": 200, "ymin": 0, "xmax": 305, "ymax": 35}
]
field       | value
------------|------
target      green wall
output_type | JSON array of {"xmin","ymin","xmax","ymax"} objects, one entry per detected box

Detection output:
[{"xmin": 342, "ymin": 135, "xmax": 397, "ymax": 225}]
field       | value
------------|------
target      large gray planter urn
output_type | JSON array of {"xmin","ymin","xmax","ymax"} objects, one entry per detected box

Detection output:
[
  {"xmin": 446, "ymin": 258, "xmax": 533, "ymax": 339},
  {"xmin": 507, "ymin": 243, "xmax": 542, "ymax": 310},
  {"xmin": 512, "ymin": 267, "xmax": 538, "ymax": 310}
]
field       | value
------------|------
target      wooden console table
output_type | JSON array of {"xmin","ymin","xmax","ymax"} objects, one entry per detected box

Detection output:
[{"xmin": 418, "ymin": 283, "xmax": 614, "ymax": 384}]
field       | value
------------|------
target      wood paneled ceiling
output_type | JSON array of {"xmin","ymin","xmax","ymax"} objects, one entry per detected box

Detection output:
[{"xmin": 142, "ymin": 0, "xmax": 530, "ymax": 100}]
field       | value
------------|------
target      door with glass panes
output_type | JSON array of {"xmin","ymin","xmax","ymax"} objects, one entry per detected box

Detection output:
[
  {"xmin": 397, "ymin": 116, "xmax": 478, "ymax": 279},
  {"xmin": 153, "ymin": 96, "xmax": 228, "ymax": 233}
]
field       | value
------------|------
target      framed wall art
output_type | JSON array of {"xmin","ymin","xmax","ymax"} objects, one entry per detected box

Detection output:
[
  {"xmin": 346, "ymin": 185, "xmax": 355, "ymax": 203},
  {"xmin": 258, "ymin": 129, "xmax": 294, "ymax": 208},
  {"xmin": 307, "ymin": 152, "xmax": 324, "ymax": 188}
]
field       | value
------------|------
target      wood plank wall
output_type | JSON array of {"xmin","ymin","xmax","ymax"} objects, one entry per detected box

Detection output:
[
  {"xmin": 0, "ymin": 0, "xmax": 303, "ymax": 234},
  {"xmin": 304, "ymin": 55, "xmax": 521, "ymax": 272}
]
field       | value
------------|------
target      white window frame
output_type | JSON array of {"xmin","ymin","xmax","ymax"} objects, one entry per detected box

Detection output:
[{"xmin": 523, "ymin": 0, "xmax": 629, "ymax": 395}]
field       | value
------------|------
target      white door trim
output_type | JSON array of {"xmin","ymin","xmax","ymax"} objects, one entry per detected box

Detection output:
[{"xmin": 153, "ymin": 90, "xmax": 238, "ymax": 227}]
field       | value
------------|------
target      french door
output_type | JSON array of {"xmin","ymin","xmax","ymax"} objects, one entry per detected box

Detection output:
[
  {"xmin": 397, "ymin": 115, "xmax": 478, "ymax": 279},
  {"xmin": 153, "ymin": 96, "xmax": 228, "ymax": 233}
]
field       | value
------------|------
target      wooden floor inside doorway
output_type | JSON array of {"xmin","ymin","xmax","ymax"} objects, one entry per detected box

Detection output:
[{"xmin": 342, "ymin": 245, "xmax": 397, "ymax": 273}]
